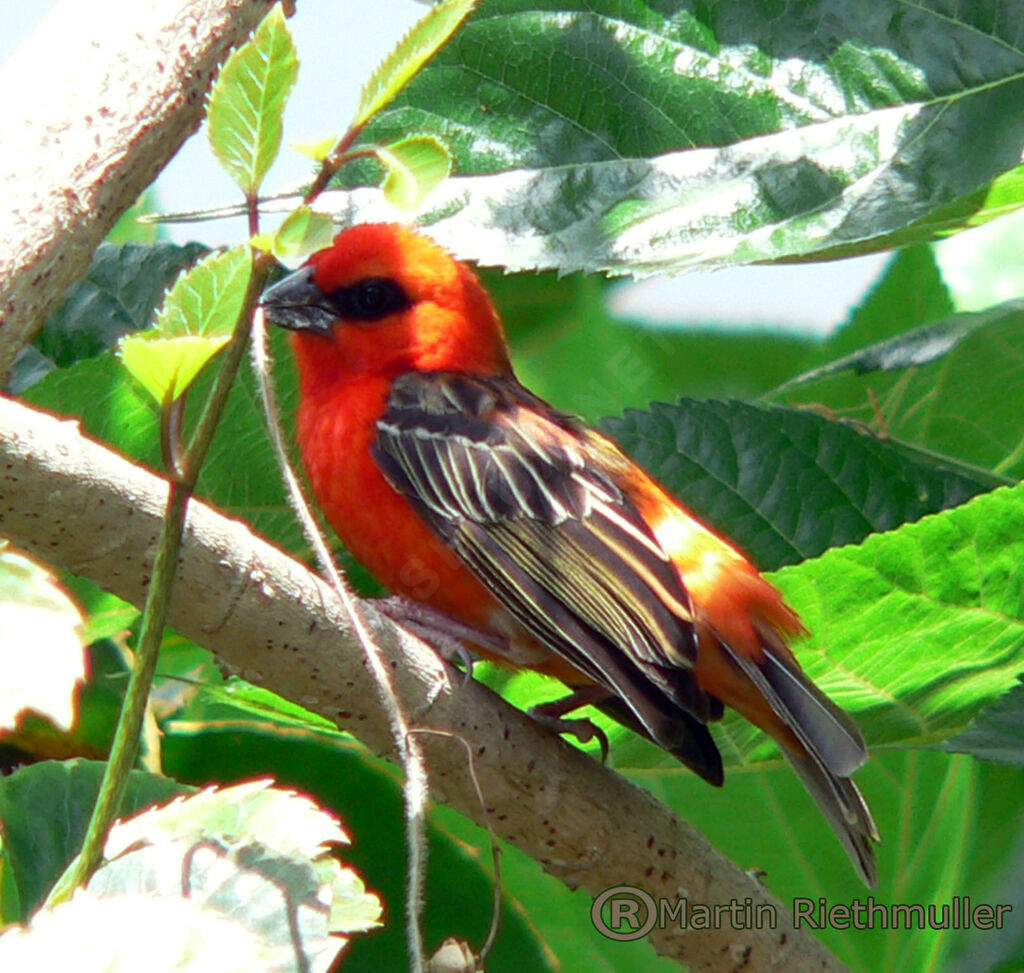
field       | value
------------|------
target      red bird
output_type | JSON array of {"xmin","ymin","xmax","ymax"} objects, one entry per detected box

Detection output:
[{"xmin": 261, "ymin": 223, "xmax": 878, "ymax": 884}]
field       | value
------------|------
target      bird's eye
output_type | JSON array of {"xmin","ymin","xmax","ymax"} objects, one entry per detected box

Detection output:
[{"xmin": 331, "ymin": 277, "xmax": 410, "ymax": 322}]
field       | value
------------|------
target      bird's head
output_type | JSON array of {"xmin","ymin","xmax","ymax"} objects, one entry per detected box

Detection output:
[{"xmin": 261, "ymin": 223, "xmax": 511, "ymax": 392}]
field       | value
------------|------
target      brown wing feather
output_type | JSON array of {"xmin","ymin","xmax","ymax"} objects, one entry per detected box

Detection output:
[{"xmin": 374, "ymin": 371, "xmax": 720, "ymax": 772}]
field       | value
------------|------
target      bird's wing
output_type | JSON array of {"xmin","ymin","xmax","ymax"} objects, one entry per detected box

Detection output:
[{"xmin": 374, "ymin": 370, "xmax": 720, "ymax": 759}]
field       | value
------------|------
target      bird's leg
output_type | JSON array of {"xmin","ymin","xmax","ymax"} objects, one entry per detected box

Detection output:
[
  {"xmin": 376, "ymin": 596, "xmax": 512, "ymax": 683},
  {"xmin": 529, "ymin": 686, "xmax": 612, "ymax": 762},
  {"xmin": 378, "ymin": 597, "xmax": 610, "ymax": 758}
]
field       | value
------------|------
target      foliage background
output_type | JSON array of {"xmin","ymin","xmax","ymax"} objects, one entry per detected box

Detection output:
[{"xmin": 3, "ymin": 2, "xmax": 1024, "ymax": 972}]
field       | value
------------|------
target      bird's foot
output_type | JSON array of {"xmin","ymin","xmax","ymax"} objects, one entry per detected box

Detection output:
[
  {"xmin": 529, "ymin": 686, "xmax": 611, "ymax": 762},
  {"xmin": 376, "ymin": 596, "xmax": 512, "ymax": 684}
]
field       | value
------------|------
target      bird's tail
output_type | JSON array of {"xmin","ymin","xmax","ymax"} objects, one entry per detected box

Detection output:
[
  {"xmin": 782, "ymin": 745, "xmax": 879, "ymax": 886},
  {"xmin": 717, "ymin": 624, "xmax": 880, "ymax": 886}
]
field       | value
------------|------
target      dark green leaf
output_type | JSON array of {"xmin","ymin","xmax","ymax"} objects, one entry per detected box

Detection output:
[
  {"xmin": 326, "ymin": 0, "xmax": 1024, "ymax": 274},
  {"xmin": 774, "ymin": 301, "xmax": 1024, "ymax": 478},
  {"xmin": 940, "ymin": 677, "xmax": 1024, "ymax": 767},
  {"xmin": 0, "ymin": 760, "xmax": 188, "ymax": 921},
  {"xmin": 603, "ymin": 398, "xmax": 1001, "ymax": 570},
  {"xmin": 8, "ymin": 242, "xmax": 208, "ymax": 393}
]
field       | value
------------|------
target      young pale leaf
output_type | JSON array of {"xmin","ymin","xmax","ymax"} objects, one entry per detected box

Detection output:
[
  {"xmin": 90, "ymin": 780, "xmax": 381, "ymax": 965},
  {"xmin": 378, "ymin": 134, "xmax": 452, "ymax": 210},
  {"xmin": 0, "ymin": 547, "xmax": 85, "ymax": 733},
  {"xmin": 292, "ymin": 133, "xmax": 340, "ymax": 161},
  {"xmin": 354, "ymin": 0, "xmax": 476, "ymax": 127},
  {"xmin": 207, "ymin": 5, "xmax": 299, "ymax": 195},
  {"xmin": 118, "ymin": 333, "xmax": 231, "ymax": 406},
  {"xmin": 271, "ymin": 206, "xmax": 335, "ymax": 260},
  {"xmin": 117, "ymin": 247, "xmax": 251, "ymax": 404},
  {"xmin": 154, "ymin": 247, "xmax": 252, "ymax": 339}
]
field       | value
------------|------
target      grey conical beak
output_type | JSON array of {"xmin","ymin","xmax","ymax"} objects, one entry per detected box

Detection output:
[{"xmin": 260, "ymin": 265, "xmax": 336, "ymax": 336}]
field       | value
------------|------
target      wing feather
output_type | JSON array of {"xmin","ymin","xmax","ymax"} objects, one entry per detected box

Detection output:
[{"xmin": 374, "ymin": 371, "xmax": 717, "ymax": 746}]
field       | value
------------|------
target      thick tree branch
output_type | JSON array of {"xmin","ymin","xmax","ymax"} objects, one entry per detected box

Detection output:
[
  {"xmin": 0, "ymin": 0, "xmax": 277, "ymax": 383},
  {"xmin": 0, "ymin": 395, "xmax": 849, "ymax": 973}
]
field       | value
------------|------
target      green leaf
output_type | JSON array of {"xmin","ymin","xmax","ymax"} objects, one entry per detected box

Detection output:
[
  {"xmin": 8, "ymin": 242, "xmax": 208, "ymax": 394},
  {"xmin": 118, "ymin": 333, "xmax": 231, "ymax": 406},
  {"xmin": 269, "ymin": 205, "xmax": 335, "ymax": 261},
  {"xmin": 207, "ymin": 6, "xmax": 298, "ymax": 195},
  {"xmin": 940, "ymin": 677, "xmax": 1024, "ymax": 767},
  {"xmin": 329, "ymin": 0, "xmax": 1024, "ymax": 274},
  {"xmin": 0, "ymin": 760, "xmax": 188, "ymax": 921},
  {"xmin": 822, "ymin": 245, "xmax": 954, "ymax": 359},
  {"xmin": 354, "ymin": 0, "xmax": 477, "ymax": 127},
  {"xmin": 378, "ymin": 134, "xmax": 452, "ymax": 210},
  {"xmin": 774, "ymin": 300, "xmax": 1024, "ymax": 478},
  {"xmin": 117, "ymin": 247, "xmax": 251, "ymax": 404},
  {"xmin": 0, "ymin": 548, "xmax": 85, "ymax": 734},
  {"xmin": 154, "ymin": 247, "xmax": 252, "ymax": 338},
  {"xmin": 603, "ymin": 398, "xmax": 1001, "ymax": 570},
  {"xmin": 771, "ymin": 481, "xmax": 1024, "ymax": 755}
]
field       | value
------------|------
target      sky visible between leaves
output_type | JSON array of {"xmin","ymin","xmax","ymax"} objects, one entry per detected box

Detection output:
[{"xmin": 1, "ymin": 0, "xmax": 1015, "ymax": 334}]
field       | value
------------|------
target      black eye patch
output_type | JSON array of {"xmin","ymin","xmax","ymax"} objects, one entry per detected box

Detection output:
[{"xmin": 327, "ymin": 277, "xmax": 411, "ymax": 321}]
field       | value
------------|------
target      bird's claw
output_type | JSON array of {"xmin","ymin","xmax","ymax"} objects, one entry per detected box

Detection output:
[{"xmin": 529, "ymin": 688, "xmax": 611, "ymax": 763}]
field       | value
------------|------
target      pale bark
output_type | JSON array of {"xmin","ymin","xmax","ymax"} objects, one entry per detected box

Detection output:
[{"xmin": 0, "ymin": 0, "xmax": 277, "ymax": 383}]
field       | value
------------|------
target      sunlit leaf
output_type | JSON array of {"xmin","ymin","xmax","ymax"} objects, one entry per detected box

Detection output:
[
  {"xmin": 354, "ymin": 0, "xmax": 476, "ymax": 127},
  {"xmin": 323, "ymin": 0, "xmax": 1024, "ymax": 274},
  {"xmin": 117, "ymin": 247, "xmax": 251, "ymax": 404},
  {"xmin": 118, "ymin": 332, "xmax": 231, "ymax": 405},
  {"xmin": 270, "ymin": 205, "xmax": 335, "ymax": 260},
  {"xmin": 207, "ymin": 6, "xmax": 299, "ymax": 194},
  {"xmin": 0, "ymin": 547, "xmax": 85, "ymax": 733},
  {"xmin": 292, "ymin": 133, "xmax": 340, "ymax": 162},
  {"xmin": 378, "ymin": 134, "xmax": 452, "ymax": 210}
]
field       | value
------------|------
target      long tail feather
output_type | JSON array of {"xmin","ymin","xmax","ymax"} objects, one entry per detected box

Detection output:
[
  {"xmin": 721, "ymin": 638, "xmax": 879, "ymax": 884},
  {"xmin": 784, "ymin": 747, "xmax": 880, "ymax": 887}
]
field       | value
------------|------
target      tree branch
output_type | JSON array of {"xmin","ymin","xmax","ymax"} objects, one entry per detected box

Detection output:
[
  {"xmin": 0, "ymin": 394, "xmax": 850, "ymax": 973},
  {"xmin": 0, "ymin": 0, "xmax": 277, "ymax": 383}
]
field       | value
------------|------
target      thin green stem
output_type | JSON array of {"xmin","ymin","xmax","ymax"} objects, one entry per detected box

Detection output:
[{"xmin": 44, "ymin": 253, "xmax": 273, "ymax": 908}]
